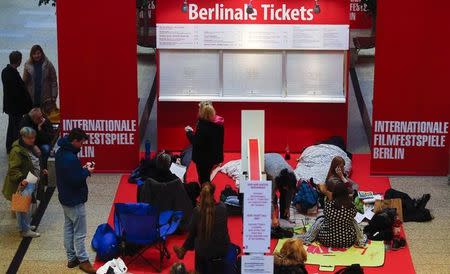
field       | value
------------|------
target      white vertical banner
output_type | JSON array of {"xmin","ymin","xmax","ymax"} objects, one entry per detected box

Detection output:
[
  {"xmin": 242, "ymin": 180, "xmax": 272, "ymax": 253},
  {"xmin": 242, "ymin": 255, "xmax": 274, "ymax": 274}
]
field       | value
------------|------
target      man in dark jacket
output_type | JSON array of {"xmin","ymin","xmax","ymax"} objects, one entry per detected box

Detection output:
[
  {"xmin": 1, "ymin": 51, "xmax": 33, "ymax": 153},
  {"xmin": 20, "ymin": 107, "xmax": 55, "ymax": 168},
  {"xmin": 55, "ymin": 128, "xmax": 96, "ymax": 274}
]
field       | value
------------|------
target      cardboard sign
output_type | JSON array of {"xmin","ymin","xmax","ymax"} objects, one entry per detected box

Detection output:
[
  {"xmin": 242, "ymin": 180, "xmax": 272, "ymax": 253},
  {"xmin": 242, "ymin": 255, "xmax": 274, "ymax": 274}
]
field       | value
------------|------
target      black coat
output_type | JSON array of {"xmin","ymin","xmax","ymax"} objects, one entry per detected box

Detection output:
[
  {"xmin": 1, "ymin": 65, "xmax": 32, "ymax": 115},
  {"xmin": 274, "ymin": 264, "xmax": 308, "ymax": 274},
  {"xmin": 187, "ymin": 119, "xmax": 224, "ymax": 166},
  {"xmin": 19, "ymin": 114, "xmax": 55, "ymax": 146},
  {"xmin": 137, "ymin": 178, "xmax": 193, "ymax": 231}
]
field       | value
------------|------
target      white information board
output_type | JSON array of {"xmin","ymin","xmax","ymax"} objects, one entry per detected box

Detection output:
[
  {"xmin": 223, "ymin": 51, "xmax": 283, "ymax": 97},
  {"xmin": 286, "ymin": 51, "xmax": 345, "ymax": 97},
  {"xmin": 157, "ymin": 24, "xmax": 349, "ymax": 50},
  {"xmin": 159, "ymin": 50, "xmax": 220, "ymax": 97},
  {"xmin": 242, "ymin": 180, "xmax": 272, "ymax": 253},
  {"xmin": 242, "ymin": 255, "xmax": 274, "ymax": 274}
]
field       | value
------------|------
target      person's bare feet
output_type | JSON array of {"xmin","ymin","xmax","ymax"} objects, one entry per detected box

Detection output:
[{"xmin": 173, "ymin": 245, "xmax": 186, "ymax": 259}]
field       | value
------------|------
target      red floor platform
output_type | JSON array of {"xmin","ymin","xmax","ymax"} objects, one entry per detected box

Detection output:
[{"xmin": 94, "ymin": 154, "xmax": 415, "ymax": 274}]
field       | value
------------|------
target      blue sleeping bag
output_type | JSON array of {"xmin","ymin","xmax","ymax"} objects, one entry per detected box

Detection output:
[{"xmin": 91, "ymin": 223, "xmax": 119, "ymax": 261}]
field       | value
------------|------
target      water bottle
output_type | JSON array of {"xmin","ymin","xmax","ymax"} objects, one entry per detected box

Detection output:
[
  {"xmin": 284, "ymin": 145, "xmax": 291, "ymax": 160},
  {"xmin": 144, "ymin": 140, "xmax": 151, "ymax": 160}
]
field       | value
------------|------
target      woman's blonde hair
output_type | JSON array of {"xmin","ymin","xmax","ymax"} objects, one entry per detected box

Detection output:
[
  {"xmin": 277, "ymin": 238, "xmax": 307, "ymax": 265},
  {"xmin": 198, "ymin": 101, "xmax": 215, "ymax": 121}
]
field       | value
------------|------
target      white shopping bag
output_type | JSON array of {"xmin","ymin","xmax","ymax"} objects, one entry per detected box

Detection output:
[{"xmin": 96, "ymin": 258, "xmax": 128, "ymax": 274}]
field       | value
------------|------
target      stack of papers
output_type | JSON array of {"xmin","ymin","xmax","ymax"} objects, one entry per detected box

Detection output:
[
  {"xmin": 170, "ymin": 163, "xmax": 187, "ymax": 181},
  {"xmin": 26, "ymin": 172, "xmax": 38, "ymax": 184},
  {"xmin": 355, "ymin": 209, "xmax": 375, "ymax": 223}
]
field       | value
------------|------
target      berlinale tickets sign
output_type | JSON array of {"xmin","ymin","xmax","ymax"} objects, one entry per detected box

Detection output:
[{"xmin": 157, "ymin": 0, "xmax": 349, "ymax": 25}]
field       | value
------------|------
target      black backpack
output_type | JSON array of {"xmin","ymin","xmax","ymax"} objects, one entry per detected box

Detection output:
[{"xmin": 363, "ymin": 208, "xmax": 396, "ymax": 241}]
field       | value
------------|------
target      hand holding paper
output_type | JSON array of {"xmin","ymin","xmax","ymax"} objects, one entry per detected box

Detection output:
[{"xmin": 26, "ymin": 172, "xmax": 38, "ymax": 184}]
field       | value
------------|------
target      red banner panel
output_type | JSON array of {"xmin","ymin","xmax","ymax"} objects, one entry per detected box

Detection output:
[
  {"xmin": 56, "ymin": 0, "xmax": 139, "ymax": 172},
  {"xmin": 349, "ymin": 0, "xmax": 372, "ymax": 29},
  {"xmin": 371, "ymin": 0, "xmax": 450, "ymax": 175}
]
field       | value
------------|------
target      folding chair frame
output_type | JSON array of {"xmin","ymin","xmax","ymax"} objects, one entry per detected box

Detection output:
[{"xmin": 114, "ymin": 206, "xmax": 181, "ymax": 273}]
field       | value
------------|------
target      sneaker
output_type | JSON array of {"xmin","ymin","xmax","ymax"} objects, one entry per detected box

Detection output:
[
  {"xmin": 30, "ymin": 226, "xmax": 37, "ymax": 231},
  {"xmin": 22, "ymin": 230, "xmax": 40, "ymax": 238},
  {"xmin": 79, "ymin": 260, "xmax": 96, "ymax": 274},
  {"xmin": 67, "ymin": 258, "xmax": 80, "ymax": 268},
  {"xmin": 391, "ymin": 239, "xmax": 401, "ymax": 250}
]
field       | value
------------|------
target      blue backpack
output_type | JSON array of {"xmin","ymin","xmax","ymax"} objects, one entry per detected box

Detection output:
[
  {"xmin": 91, "ymin": 223, "xmax": 119, "ymax": 261},
  {"xmin": 292, "ymin": 180, "xmax": 319, "ymax": 210}
]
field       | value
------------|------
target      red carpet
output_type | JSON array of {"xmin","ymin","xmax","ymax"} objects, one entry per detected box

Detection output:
[{"xmin": 95, "ymin": 154, "xmax": 415, "ymax": 274}]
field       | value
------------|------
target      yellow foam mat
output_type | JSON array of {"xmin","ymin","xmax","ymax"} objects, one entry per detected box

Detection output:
[{"xmin": 274, "ymin": 240, "xmax": 385, "ymax": 267}]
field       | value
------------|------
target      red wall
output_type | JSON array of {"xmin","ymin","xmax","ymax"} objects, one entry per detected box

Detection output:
[
  {"xmin": 370, "ymin": 0, "xmax": 450, "ymax": 175},
  {"xmin": 56, "ymin": 0, "xmax": 139, "ymax": 172},
  {"xmin": 158, "ymin": 102, "xmax": 347, "ymax": 152}
]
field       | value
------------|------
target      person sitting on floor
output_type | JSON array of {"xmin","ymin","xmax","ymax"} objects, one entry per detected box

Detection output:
[
  {"xmin": 148, "ymin": 152, "xmax": 179, "ymax": 182},
  {"xmin": 137, "ymin": 152, "xmax": 193, "ymax": 230},
  {"xmin": 265, "ymin": 153, "xmax": 298, "ymax": 221},
  {"xmin": 317, "ymin": 183, "xmax": 362, "ymax": 248},
  {"xmin": 319, "ymin": 156, "xmax": 358, "ymax": 201},
  {"xmin": 173, "ymin": 183, "xmax": 230, "ymax": 274},
  {"xmin": 273, "ymin": 238, "xmax": 308, "ymax": 274}
]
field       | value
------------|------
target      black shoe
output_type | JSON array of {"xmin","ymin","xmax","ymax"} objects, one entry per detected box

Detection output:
[
  {"xmin": 391, "ymin": 239, "xmax": 401, "ymax": 250},
  {"xmin": 67, "ymin": 258, "xmax": 80, "ymax": 268},
  {"xmin": 416, "ymin": 194, "xmax": 431, "ymax": 209}
]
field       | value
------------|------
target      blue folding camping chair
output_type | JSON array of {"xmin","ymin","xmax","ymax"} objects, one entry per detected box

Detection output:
[{"xmin": 114, "ymin": 203, "xmax": 183, "ymax": 272}]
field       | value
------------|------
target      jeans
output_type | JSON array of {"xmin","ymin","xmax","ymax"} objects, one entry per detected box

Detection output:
[
  {"xmin": 16, "ymin": 183, "xmax": 37, "ymax": 232},
  {"xmin": 6, "ymin": 114, "xmax": 23, "ymax": 154},
  {"xmin": 62, "ymin": 204, "xmax": 89, "ymax": 262},
  {"xmin": 39, "ymin": 144, "xmax": 51, "ymax": 169}
]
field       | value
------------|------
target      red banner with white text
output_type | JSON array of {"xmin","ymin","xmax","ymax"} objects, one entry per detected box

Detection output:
[
  {"xmin": 56, "ymin": 0, "xmax": 139, "ymax": 172},
  {"xmin": 349, "ymin": 0, "xmax": 372, "ymax": 29},
  {"xmin": 371, "ymin": 0, "xmax": 450, "ymax": 175}
]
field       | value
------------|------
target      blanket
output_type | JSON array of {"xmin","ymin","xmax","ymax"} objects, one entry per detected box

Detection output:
[{"xmin": 294, "ymin": 144, "xmax": 352, "ymax": 184}]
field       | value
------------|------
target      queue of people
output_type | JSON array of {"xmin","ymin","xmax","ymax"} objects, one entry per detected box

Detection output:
[
  {"xmin": 1, "ymin": 47, "xmax": 99, "ymax": 274},
  {"xmin": 2, "ymin": 47, "xmax": 58, "ymax": 242}
]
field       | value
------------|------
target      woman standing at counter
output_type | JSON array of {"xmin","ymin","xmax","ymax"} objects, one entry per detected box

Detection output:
[{"xmin": 185, "ymin": 101, "xmax": 224, "ymax": 184}]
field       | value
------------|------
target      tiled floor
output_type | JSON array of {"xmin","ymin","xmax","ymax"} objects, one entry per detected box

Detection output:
[{"xmin": 0, "ymin": 1, "xmax": 449, "ymax": 274}]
